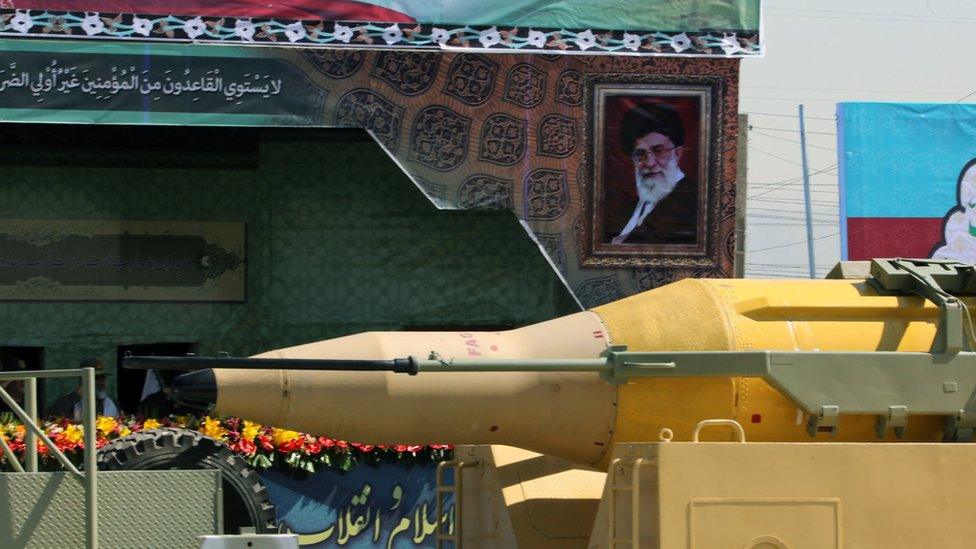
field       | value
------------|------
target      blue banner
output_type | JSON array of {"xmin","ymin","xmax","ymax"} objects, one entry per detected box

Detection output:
[{"xmin": 261, "ymin": 464, "xmax": 454, "ymax": 548}]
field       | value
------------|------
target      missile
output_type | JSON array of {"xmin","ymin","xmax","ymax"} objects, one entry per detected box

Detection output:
[{"xmin": 145, "ymin": 262, "xmax": 976, "ymax": 468}]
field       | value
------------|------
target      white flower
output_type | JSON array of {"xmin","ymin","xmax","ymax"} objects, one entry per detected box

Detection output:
[
  {"xmin": 131, "ymin": 16, "xmax": 152, "ymax": 37},
  {"xmin": 622, "ymin": 32, "xmax": 640, "ymax": 51},
  {"xmin": 10, "ymin": 10, "xmax": 32, "ymax": 34},
  {"xmin": 575, "ymin": 29, "xmax": 596, "ymax": 50},
  {"xmin": 478, "ymin": 26, "xmax": 500, "ymax": 48},
  {"xmin": 234, "ymin": 19, "xmax": 255, "ymax": 41},
  {"xmin": 720, "ymin": 33, "xmax": 743, "ymax": 55},
  {"xmin": 333, "ymin": 23, "xmax": 353, "ymax": 43},
  {"xmin": 670, "ymin": 32, "xmax": 691, "ymax": 52},
  {"xmin": 183, "ymin": 16, "xmax": 205, "ymax": 39},
  {"xmin": 382, "ymin": 23, "xmax": 403, "ymax": 45},
  {"xmin": 284, "ymin": 21, "xmax": 306, "ymax": 42},
  {"xmin": 430, "ymin": 27, "xmax": 450, "ymax": 45},
  {"xmin": 527, "ymin": 29, "xmax": 546, "ymax": 48},
  {"xmin": 81, "ymin": 12, "xmax": 104, "ymax": 36}
]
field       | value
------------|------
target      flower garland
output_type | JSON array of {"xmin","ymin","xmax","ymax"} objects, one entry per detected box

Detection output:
[
  {"xmin": 0, "ymin": 10, "xmax": 762, "ymax": 56},
  {"xmin": 0, "ymin": 414, "xmax": 452, "ymax": 475}
]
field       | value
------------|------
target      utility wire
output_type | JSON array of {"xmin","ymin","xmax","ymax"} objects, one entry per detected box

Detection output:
[
  {"xmin": 956, "ymin": 89, "xmax": 976, "ymax": 103},
  {"xmin": 750, "ymin": 130, "xmax": 837, "ymax": 152},
  {"xmin": 748, "ymin": 232, "xmax": 839, "ymax": 253},
  {"xmin": 750, "ymin": 126, "xmax": 836, "ymax": 136},
  {"xmin": 747, "ymin": 164, "xmax": 838, "ymax": 199},
  {"xmin": 748, "ymin": 145, "xmax": 806, "ymax": 166},
  {"xmin": 751, "ymin": 197, "xmax": 837, "ymax": 207},
  {"xmin": 743, "ymin": 110, "xmax": 836, "ymax": 121}
]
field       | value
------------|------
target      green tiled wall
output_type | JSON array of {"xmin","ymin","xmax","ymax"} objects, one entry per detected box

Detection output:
[{"xmin": 0, "ymin": 131, "xmax": 578, "ymax": 404}]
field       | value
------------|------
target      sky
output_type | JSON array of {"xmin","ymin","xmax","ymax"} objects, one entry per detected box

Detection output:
[{"xmin": 739, "ymin": 0, "xmax": 976, "ymax": 278}]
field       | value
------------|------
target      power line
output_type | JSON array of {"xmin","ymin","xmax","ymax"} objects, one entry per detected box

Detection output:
[
  {"xmin": 750, "ymin": 126, "xmax": 836, "ymax": 136},
  {"xmin": 748, "ymin": 262, "xmax": 835, "ymax": 268},
  {"xmin": 956, "ymin": 89, "xmax": 976, "ymax": 103},
  {"xmin": 747, "ymin": 179, "xmax": 838, "ymax": 189},
  {"xmin": 747, "ymin": 164, "xmax": 839, "ymax": 199},
  {"xmin": 750, "ymin": 222, "xmax": 838, "ymax": 227},
  {"xmin": 742, "ymin": 97, "xmax": 861, "ymax": 104},
  {"xmin": 748, "ymin": 232, "xmax": 840, "ymax": 253},
  {"xmin": 747, "ymin": 85, "xmax": 973, "ymax": 95},
  {"xmin": 750, "ymin": 130, "xmax": 837, "ymax": 152},
  {"xmin": 748, "ymin": 145, "xmax": 805, "ymax": 166},
  {"xmin": 742, "ymin": 110, "xmax": 836, "ymax": 121},
  {"xmin": 751, "ymin": 197, "xmax": 837, "ymax": 207}
]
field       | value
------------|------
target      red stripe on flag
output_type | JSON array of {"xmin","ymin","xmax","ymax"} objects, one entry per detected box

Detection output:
[{"xmin": 846, "ymin": 217, "xmax": 944, "ymax": 261}]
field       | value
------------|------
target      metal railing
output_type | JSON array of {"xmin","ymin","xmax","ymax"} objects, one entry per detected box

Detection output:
[
  {"xmin": 435, "ymin": 459, "xmax": 478, "ymax": 549},
  {"xmin": 0, "ymin": 367, "xmax": 98, "ymax": 548}
]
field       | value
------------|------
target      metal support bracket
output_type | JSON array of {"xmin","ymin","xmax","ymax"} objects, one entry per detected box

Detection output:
[
  {"xmin": 806, "ymin": 405, "xmax": 840, "ymax": 437},
  {"xmin": 944, "ymin": 410, "xmax": 976, "ymax": 442},
  {"xmin": 867, "ymin": 259, "xmax": 976, "ymax": 353},
  {"xmin": 875, "ymin": 405, "xmax": 909, "ymax": 439}
]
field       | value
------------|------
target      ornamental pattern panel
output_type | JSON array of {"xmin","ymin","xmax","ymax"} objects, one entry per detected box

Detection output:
[
  {"xmin": 504, "ymin": 63, "xmax": 546, "ymax": 108},
  {"xmin": 632, "ymin": 267, "xmax": 675, "ymax": 291},
  {"xmin": 415, "ymin": 177, "xmax": 449, "ymax": 208},
  {"xmin": 555, "ymin": 70, "xmax": 584, "ymax": 106},
  {"xmin": 457, "ymin": 175, "xmax": 513, "ymax": 210},
  {"xmin": 333, "ymin": 89, "xmax": 403, "ymax": 153},
  {"xmin": 725, "ymin": 230, "xmax": 737, "ymax": 268},
  {"xmin": 537, "ymin": 114, "xmax": 578, "ymax": 158},
  {"xmin": 304, "ymin": 49, "xmax": 365, "ymax": 79},
  {"xmin": 479, "ymin": 114, "xmax": 527, "ymax": 166},
  {"xmin": 575, "ymin": 275, "xmax": 623, "ymax": 308},
  {"xmin": 409, "ymin": 106, "xmax": 471, "ymax": 171},
  {"xmin": 371, "ymin": 51, "xmax": 440, "ymax": 96},
  {"xmin": 524, "ymin": 169, "xmax": 568, "ymax": 220},
  {"xmin": 535, "ymin": 233, "xmax": 567, "ymax": 275},
  {"xmin": 443, "ymin": 54, "xmax": 498, "ymax": 106}
]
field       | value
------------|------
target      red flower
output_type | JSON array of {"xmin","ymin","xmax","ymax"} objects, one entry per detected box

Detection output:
[
  {"xmin": 277, "ymin": 438, "xmax": 302, "ymax": 453},
  {"xmin": 303, "ymin": 438, "xmax": 323, "ymax": 455},
  {"xmin": 230, "ymin": 438, "xmax": 256, "ymax": 456},
  {"xmin": 257, "ymin": 434, "xmax": 274, "ymax": 451}
]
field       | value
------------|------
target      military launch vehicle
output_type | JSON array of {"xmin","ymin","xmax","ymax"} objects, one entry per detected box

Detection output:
[{"xmin": 128, "ymin": 259, "xmax": 976, "ymax": 548}]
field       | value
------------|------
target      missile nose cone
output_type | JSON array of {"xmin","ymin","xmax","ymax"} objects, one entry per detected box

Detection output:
[{"xmin": 172, "ymin": 369, "xmax": 217, "ymax": 410}]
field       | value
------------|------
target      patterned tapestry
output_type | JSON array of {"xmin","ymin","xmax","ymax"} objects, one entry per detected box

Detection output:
[{"xmin": 0, "ymin": 40, "xmax": 739, "ymax": 307}]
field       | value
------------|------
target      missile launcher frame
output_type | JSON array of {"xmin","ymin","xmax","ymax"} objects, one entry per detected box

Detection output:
[{"xmin": 128, "ymin": 259, "xmax": 976, "ymax": 548}]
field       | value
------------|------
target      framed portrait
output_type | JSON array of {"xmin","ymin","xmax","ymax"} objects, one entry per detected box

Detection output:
[{"xmin": 579, "ymin": 75, "xmax": 725, "ymax": 268}]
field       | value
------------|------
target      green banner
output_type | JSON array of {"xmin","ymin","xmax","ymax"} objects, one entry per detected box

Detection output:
[{"xmin": 0, "ymin": 46, "xmax": 328, "ymax": 124}]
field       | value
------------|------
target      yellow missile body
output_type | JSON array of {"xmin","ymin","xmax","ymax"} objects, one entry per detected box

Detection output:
[{"xmin": 203, "ymin": 277, "xmax": 962, "ymax": 467}]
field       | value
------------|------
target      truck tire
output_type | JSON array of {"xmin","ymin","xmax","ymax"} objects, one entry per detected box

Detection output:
[{"xmin": 97, "ymin": 427, "xmax": 276, "ymax": 534}]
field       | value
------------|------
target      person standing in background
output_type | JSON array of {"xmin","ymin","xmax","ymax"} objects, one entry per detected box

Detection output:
[{"xmin": 45, "ymin": 358, "xmax": 121, "ymax": 419}]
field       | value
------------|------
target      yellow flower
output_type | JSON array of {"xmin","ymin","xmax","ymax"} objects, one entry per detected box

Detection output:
[
  {"xmin": 198, "ymin": 416, "xmax": 228, "ymax": 440},
  {"xmin": 63, "ymin": 424, "xmax": 84, "ymax": 445},
  {"xmin": 242, "ymin": 420, "xmax": 262, "ymax": 442},
  {"xmin": 142, "ymin": 419, "xmax": 161, "ymax": 430},
  {"xmin": 271, "ymin": 427, "xmax": 301, "ymax": 445},
  {"xmin": 118, "ymin": 426, "xmax": 131, "ymax": 437},
  {"xmin": 173, "ymin": 415, "xmax": 192, "ymax": 427},
  {"xmin": 96, "ymin": 416, "xmax": 118, "ymax": 437}
]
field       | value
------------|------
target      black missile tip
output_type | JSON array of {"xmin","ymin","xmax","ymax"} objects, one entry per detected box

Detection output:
[{"xmin": 172, "ymin": 369, "xmax": 217, "ymax": 411}]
